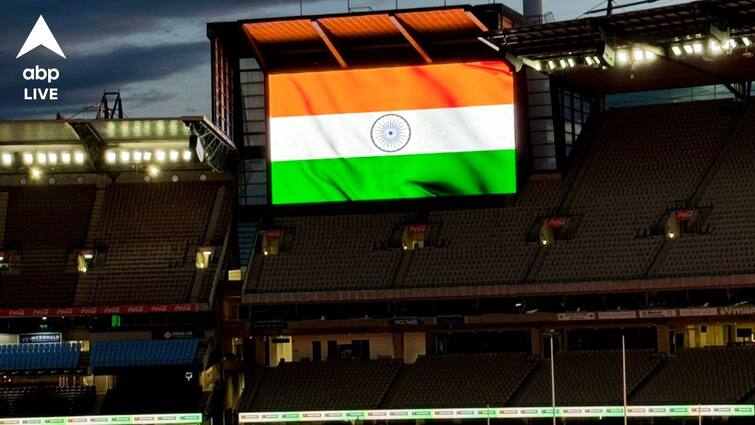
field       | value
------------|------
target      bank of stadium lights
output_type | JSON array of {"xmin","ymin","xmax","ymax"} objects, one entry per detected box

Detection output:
[
  {"xmin": 103, "ymin": 148, "xmax": 193, "ymax": 166},
  {"xmin": 668, "ymin": 36, "xmax": 753, "ymax": 58},
  {"xmin": 2, "ymin": 150, "xmax": 86, "ymax": 168}
]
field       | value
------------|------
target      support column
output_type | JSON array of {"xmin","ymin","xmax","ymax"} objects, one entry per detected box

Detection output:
[{"xmin": 531, "ymin": 328, "xmax": 543, "ymax": 357}]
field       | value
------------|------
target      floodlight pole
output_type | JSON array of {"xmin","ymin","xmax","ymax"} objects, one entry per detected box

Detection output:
[
  {"xmin": 622, "ymin": 335, "xmax": 628, "ymax": 425},
  {"xmin": 550, "ymin": 335, "xmax": 556, "ymax": 425}
]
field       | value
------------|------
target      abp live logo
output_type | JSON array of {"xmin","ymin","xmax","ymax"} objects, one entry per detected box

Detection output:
[{"xmin": 17, "ymin": 15, "xmax": 66, "ymax": 101}]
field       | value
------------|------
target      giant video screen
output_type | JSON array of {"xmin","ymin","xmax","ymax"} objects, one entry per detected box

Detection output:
[{"xmin": 268, "ymin": 61, "xmax": 516, "ymax": 205}]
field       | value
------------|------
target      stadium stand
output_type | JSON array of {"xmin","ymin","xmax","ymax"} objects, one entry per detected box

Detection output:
[
  {"xmin": 510, "ymin": 349, "xmax": 662, "ymax": 406},
  {"xmin": 242, "ymin": 359, "xmax": 402, "ymax": 411},
  {"xmin": 531, "ymin": 100, "xmax": 741, "ymax": 282},
  {"xmin": 246, "ymin": 100, "xmax": 751, "ymax": 292},
  {"xmin": 81, "ymin": 182, "xmax": 223, "ymax": 305},
  {"xmin": 0, "ymin": 342, "xmax": 81, "ymax": 370},
  {"xmin": 403, "ymin": 179, "xmax": 562, "ymax": 287},
  {"xmin": 254, "ymin": 214, "xmax": 410, "ymax": 292},
  {"xmin": 0, "ymin": 186, "xmax": 95, "ymax": 307},
  {"xmin": 90, "ymin": 339, "xmax": 200, "ymax": 367},
  {"xmin": 631, "ymin": 346, "xmax": 755, "ymax": 404},
  {"xmin": 0, "ymin": 386, "xmax": 95, "ymax": 417},
  {"xmin": 652, "ymin": 103, "xmax": 755, "ymax": 277},
  {"xmin": 382, "ymin": 353, "xmax": 536, "ymax": 408}
]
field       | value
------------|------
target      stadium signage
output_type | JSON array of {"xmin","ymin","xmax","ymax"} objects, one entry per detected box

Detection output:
[
  {"xmin": 556, "ymin": 312, "xmax": 595, "ymax": 321},
  {"xmin": 719, "ymin": 305, "xmax": 755, "ymax": 316},
  {"xmin": 0, "ymin": 413, "xmax": 202, "ymax": 425},
  {"xmin": 238, "ymin": 405, "xmax": 755, "ymax": 422},
  {"xmin": 0, "ymin": 304, "xmax": 208, "ymax": 319},
  {"xmin": 638, "ymin": 309, "xmax": 677, "ymax": 318},
  {"xmin": 19, "ymin": 332, "xmax": 61, "ymax": 343},
  {"xmin": 17, "ymin": 15, "xmax": 66, "ymax": 102}
]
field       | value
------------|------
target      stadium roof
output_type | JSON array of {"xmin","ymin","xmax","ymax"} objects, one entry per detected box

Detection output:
[
  {"xmin": 209, "ymin": 4, "xmax": 524, "ymax": 72},
  {"xmin": 488, "ymin": 0, "xmax": 755, "ymax": 94}
]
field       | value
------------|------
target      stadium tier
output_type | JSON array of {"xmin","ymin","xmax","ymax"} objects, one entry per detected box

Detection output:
[
  {"xmin": 236, "ymin": 348, "xmax": 755, "ymax": 412},
  {"xmin": 244, "ymin": 99, "xmax": 753, "ymax": 294},
  {"xmin": 0, "ymin": 180, "xmax": 231, "ymax": 308}
]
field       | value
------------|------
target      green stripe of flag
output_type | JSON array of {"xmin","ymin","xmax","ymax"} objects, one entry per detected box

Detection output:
[{"xmin": 271, "ymin": 149, "xmax": 516, "ymax": 205}]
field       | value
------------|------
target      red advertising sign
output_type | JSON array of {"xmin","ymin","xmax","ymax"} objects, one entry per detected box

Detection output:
[
  {"xmin": 0, "ymin": 303, "xmax": 208, "ymax": 319},
  {"xmin": 675, "ymin": 208, "xmax": 696, "ymax": 221},
  {"xmin": 547, "ymin": 216, "xmax": 567, "ymax": 229},
  {"xmin": 265, "ymin": 229, "xmax": 282, "ymax": 239},
  {"xmin": 407, "ymin": 224, "xmax": 428, "ymax": 234}
]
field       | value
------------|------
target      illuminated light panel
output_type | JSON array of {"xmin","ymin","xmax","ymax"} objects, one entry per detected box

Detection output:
[
  {"xmin": 644, "ymin": 50, "xmax": 656, "ymax": 61},
  {"xmin": 169, "ymin": 150, "xmax": 180, "ymax": 162},
  {"xmin": 134, "ymin": 151, "xmax": 143, "ymax": 162},
  {"xmin": 743, "ymin": 37, "xmax": 752, "ymax": 47},
  {"xmin": 671, "ymin": 45, "xmax": 682, "ymax": 56},
  {"xmin": 683, "ymin": 44, "xmax": 694, "ymax": 54},
  {"xmin": 147, "ymin": 165, "xmax": 161, "ymax": 177},
  {"xmin": 632, "ymin": 48, "xmax": 645, "ymax": 61},
  {"xmin": 0, "ymin": 413, "xmax": 203, "ymax": 425},
  {"xmin": 709, "ymin": 39, "xmax": 722, "ymax": 54},
  {"xmin": 74, "ymin": 151, "xmax": 86, "ymax": 164},
  {"xmin": 143, "ymin": 151, "xmax": 153, "ymax": 161},
  {"xmin": 616, "ymin": 50, "xmax": 629, "ymax": 64},
  {"xmin": 61, "ymin": 152, "xmax": 71, "ymax": 164},
  {"xmin": 22, "ymin": 152, "xmax": 34, "ymax": 165},
  {"xmin": 155, "ymin": 150, "xmax": 166, "ymax": 162},
  {"xmin": 182, "ymin": 149, "xmax": 192, "ymax": 162},
  {"xmin": 692, "ymin": 41, "xmax": 703, "ymax": 54},
  {"xmin": 238, "ymin": 405, "xmax": 755, "ymax": 423},
  {"xmin": 547, "ymin": 60, "xmax": 556, "ymax": 70},
  {"xmin": 585, "ymin": 56, "xmax": 594, "ymax": 66},
  {"xmin": 29, "ymin": 167, "xmax": 42, "ymax": 180},
  {"xmin": 36, "ymin": 152, "xmax": 47, "ymax": 165},
  {"xmin": 48, "ymin": 152, "xmax": 58, "ymax": 164},
  {"xmin": 105, "ymin": 151, "xmax": 117, "ymax": 164},
  {"xmin": 120, "ymin": 150, "xmax": 131, "ymax": 164},
  {"xmin": 566, "ymin": 58, "xmax": 575, "ymax": 68},
  {"xmin": 1, "ymin": 153, "xmax": 13, "ymax": 166}
]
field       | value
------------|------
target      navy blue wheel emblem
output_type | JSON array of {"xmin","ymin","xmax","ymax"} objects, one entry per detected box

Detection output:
[{"xmin": 371, "ymin": 114, "xmax": 411, "ymax": 152}]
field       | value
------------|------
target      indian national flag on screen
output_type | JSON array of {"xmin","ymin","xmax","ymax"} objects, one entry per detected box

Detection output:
[{"xmin": 269, "ymin": 61, "xmax": 517, "ymax": 205}]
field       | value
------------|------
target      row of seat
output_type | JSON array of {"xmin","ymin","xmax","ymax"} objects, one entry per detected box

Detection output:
[
  {"xmin": 239, "ymin": 347, "xmax": 755, "ymax": 411},
  {"xmin": 249, "ymin": 100, "xmax": 755, "ymax": 293},
  {"xmin": 0, "ymin": 182, "xmax": 230, "ymax": 308}
]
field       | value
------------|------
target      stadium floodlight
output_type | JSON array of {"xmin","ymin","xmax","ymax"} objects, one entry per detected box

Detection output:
[
  {"xmin": 61, "ymin": 151, "xmax": 71, "ymax": 164},
  {"xmin": 36, "ymin": 152, "xmax": 47, "ymax": 165},
  {"xmin": 644, "ymin": 50, "xmax": 656, "ymax": 61},
  {"xmin": 147, "ymin": 165, "xmax": 160, "ymax": 177},
  {"xmin": 585, "ymin": 56, "xmax": 594, "ymax": 66},
  {"xmin": 155, "ymin": 150, "xmax": 166, "ymax": 162},
  {"xmin": 566, "ymin": 58, "xmax": 575, "ymax": 68},
  {"xmin": 105, "ymin": 151, "xmax": 117, "ymax": 164},
  {"xmin": 616, "ymin": 50, "xmax": 629, "ymax": 65},
  {"xmin": 143, "ymin": 151, "xmax": 153, "ymax": 162},
  {"xmin": 22, "ymin": 152, "xmax": 33, "ymax": 165},
  {"xmin": 683, "ymin": 44, "xmax": 694, "ymax": 54},
  {"xmin": 547, "ymin": 60, "xmax": 556, "ymax": 70},
  {"xmin": 73, "ymin": 151, "xmax": 86, "ymax": 165},
  {"xmin": 692, "ymin": 42, "xmax": 703, "ymax": 54},
  {"xmin": 558, "ymin": 59, "xmax": 568, "ymax": 69},
  {"xmin": 724, "ymin": 39, "xmax": 737, "ymax": 49},
  {"xmin": 134, "ymin": 151, "xmax": 143, "ymax": 162},
  {"xmin": 169, "ymin": 150, "xmax": 180, "ymax": 162},
  {"xmin": 182, "ymin": 149, "xmax": 193, "ymax": 162},
  {"xmin": 743, "ymin": 37, "xmax": 752, "ymax": 47},
  {"xmin": 1, "ymin": 153, "xmax": 13, "ymax": 166},
  {"xmin": 29, "ymin": 167, "xmax": 42, "ymax": 180},
  {"xmin": 119, "ymin": 150, "xmax": 131, "ymax": 164},
  {"xmin": 47, "ymin": 152, "xmax": 58, "ymax": 165},
  {"xmin": 709, "ymin": 39, "xmax": 722, "ymax": 55},
  {"xmin": 671, "ymin": 45, "xmax": 683, "ymax": 56},
  {"xmin": 632, "ymin": 48, "xmax": 644, "ymax": 62}
]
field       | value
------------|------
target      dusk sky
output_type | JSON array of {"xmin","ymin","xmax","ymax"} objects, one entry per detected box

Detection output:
[{"xmin": 0, "ymin": 0, "xmax": 691, "ymax": 119}]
